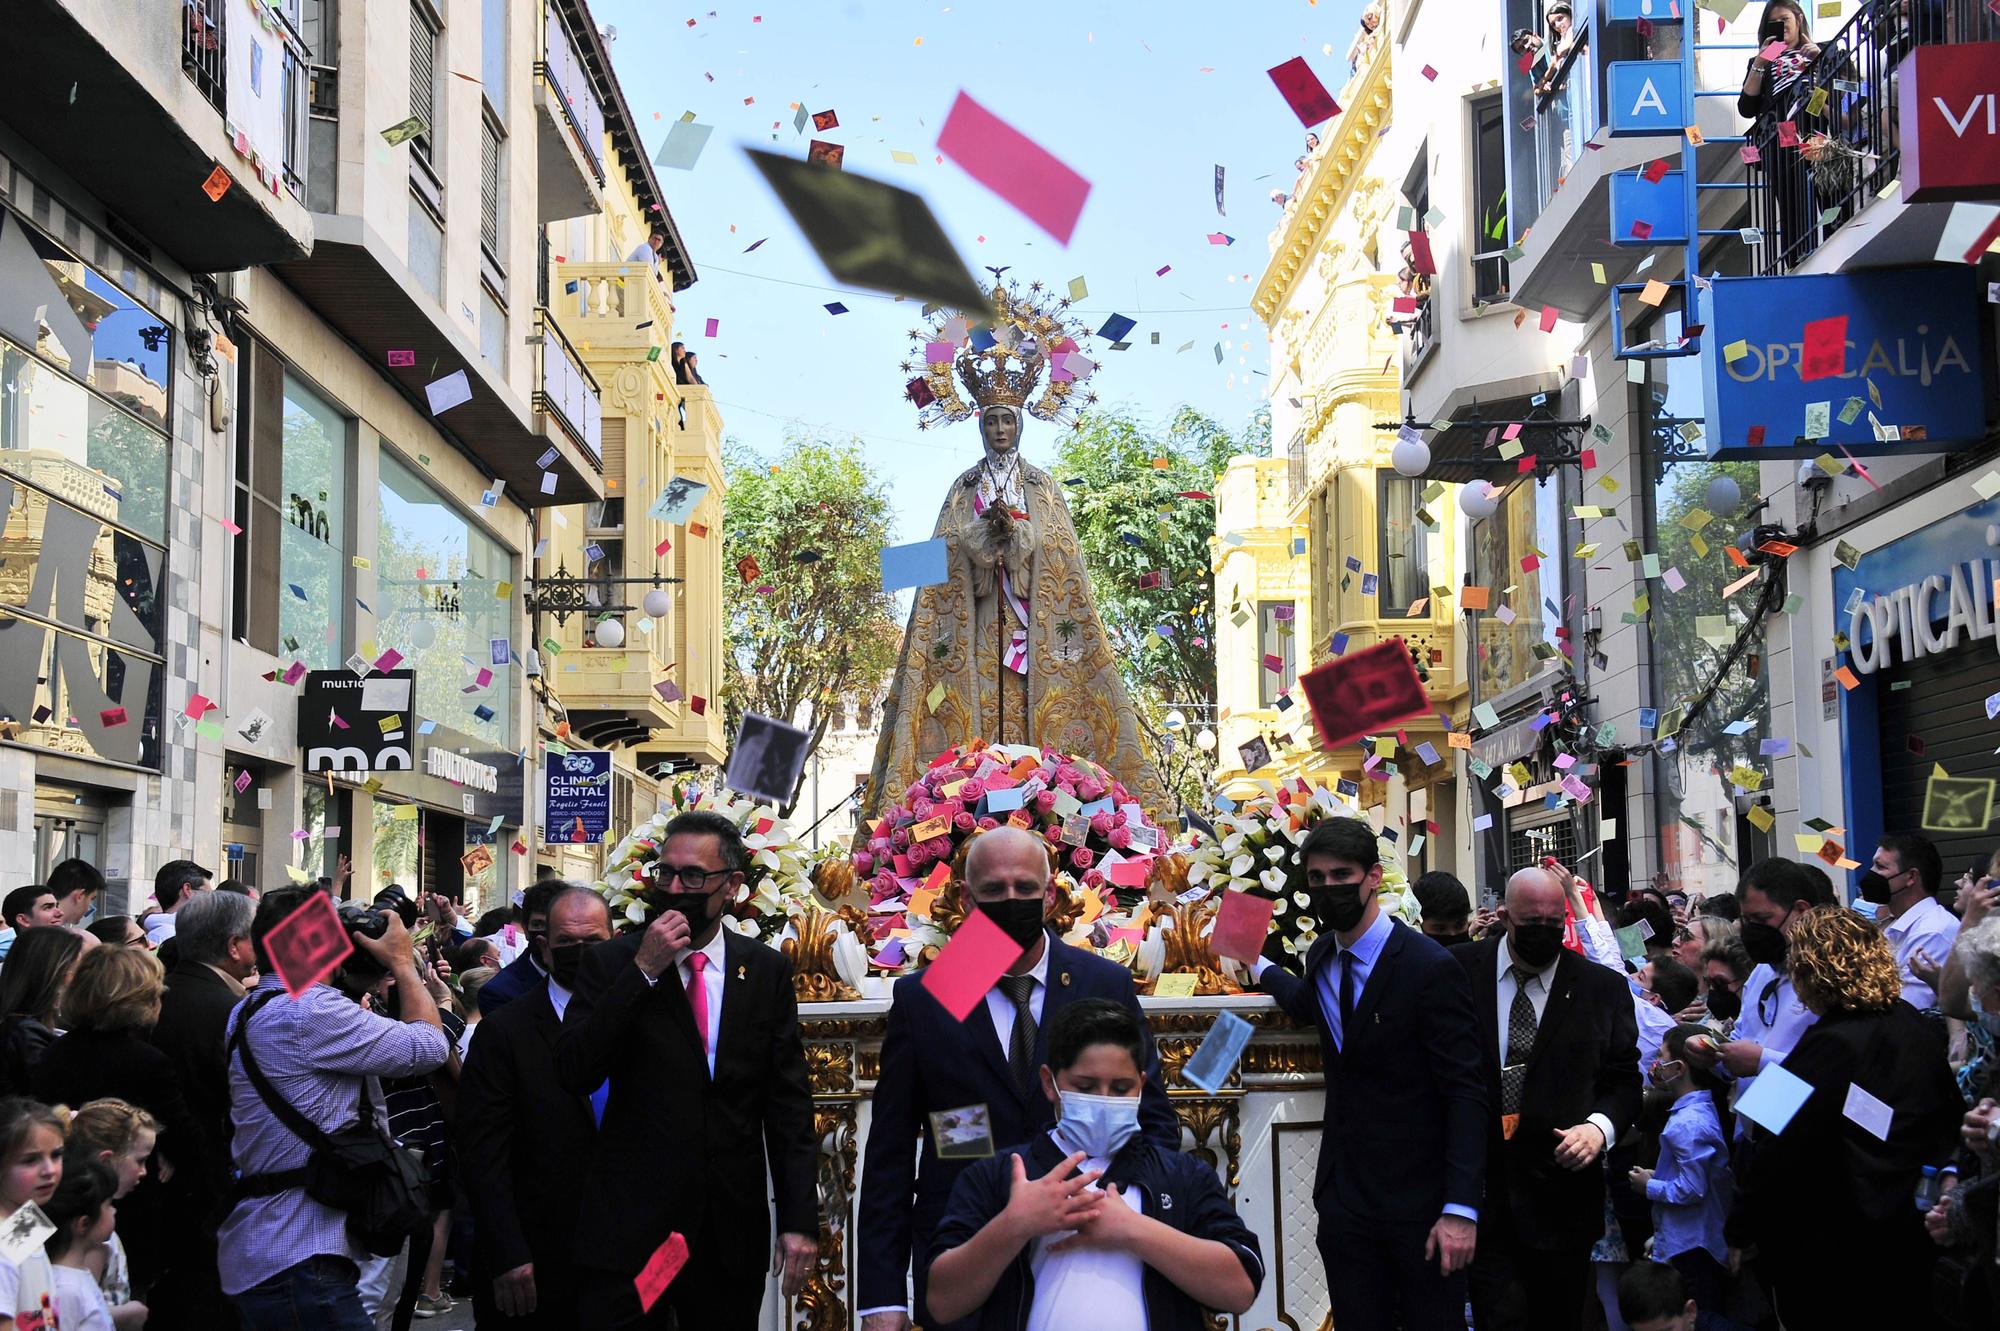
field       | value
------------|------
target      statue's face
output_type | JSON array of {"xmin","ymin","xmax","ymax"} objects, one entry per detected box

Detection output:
[{"xmin": 982, "ymin": 408, "xmax": 1021, "ymax": 456}]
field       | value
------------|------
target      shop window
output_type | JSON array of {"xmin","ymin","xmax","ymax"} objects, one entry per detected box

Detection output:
[
  {"xmin": 1377, "ymin": 474, "xmax": 1433, "ymax": 618},
  {"xmin": 1258, "ymin": 602, "xmax": 1296, "ymax": 707},
  {"xmin": 373, "ymin": 797, "xmax": 421, "ymax": 894},
  {"xmin": 377, "ymin": 448, "xmax": 518, "ymax": 749},
  {"xmin": 279, "ymin": 373, "xmax": 350, "ymax": 668}
]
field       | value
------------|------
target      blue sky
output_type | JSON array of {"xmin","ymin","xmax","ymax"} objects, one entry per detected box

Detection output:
[{"xmin": 595, "ymin": 0, "xmax": 1365, "ymax": 542}]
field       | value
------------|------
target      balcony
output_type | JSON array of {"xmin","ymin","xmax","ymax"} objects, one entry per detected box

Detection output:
[
  {"xmin": 534, "ymin": 0, "xmax": 606, "ymax": 223},
  {"xmin": 534, "ymin": 310, "xmax": 603, "ymax": 464},
  {"xmin": 1499, "ymin": 2, "xmax": 1747, "ymax": 317},
  {"xmin": 557, "ymin": 259, "xmax": 678, "ymax": 366},
  {"xmin": 1744, "ymin": 0, "xmax": 2000, "ymax": 276},
  {"xmin": 548, "ymin": 606, "xmax": 679, "ymax": 749},
  {"xmin": 0, "ymin": 0, "xmax": 313, "ymax": 271}
]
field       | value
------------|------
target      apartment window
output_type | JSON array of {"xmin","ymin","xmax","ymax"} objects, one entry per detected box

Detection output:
[
  {"xmin": 409, "ymin": 204, "xmax": 443, "ymax": 303},
  {"xmin": 479, "ymin": 289, "xmax": 505, "ymax": 366},
  {"xmin": 481, "ymin": 0, "xmax": 508, "ymax": 120},
  {"xmin": 409, "ymin": 2, "xmax": 440, "ymax": 166},
  {"xmin": 1471, "ymin": 94, "xmax": 1511, "ymax": 305},
  {"xmin": 1377, "ymin": 474, "xmax": 1431, "ymax": 618},
  {"xmin": 1258, "ymin": 602, "xmax": 1297, "ymax": 708}
]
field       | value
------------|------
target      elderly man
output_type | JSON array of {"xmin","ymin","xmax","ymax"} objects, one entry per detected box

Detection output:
[
  {"xmin": 857, "ymin": 825, "xmax": 1176, "ymax": 1331},
  {"xmin": 461, "ymin": 885, "xmax": 614, "ymax": 1329},
  {"xmin": 148, "ymin": 887, "xmax": 258, "ymax": 1326},
  {"xmin": 556, "ymin": 811, "xmax": 816, "ymax": 1329},
  {"xmin": 1455, "ymin": 866, "xmax": 1640, "ymax": 1331}
]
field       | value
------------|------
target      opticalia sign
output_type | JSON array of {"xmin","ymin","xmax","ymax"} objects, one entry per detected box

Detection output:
[
  {"xmin": 1833, "ymin": 496, "xmax": 2000, "ymax": 676},
  {"xmin": 1702, "ymin": 268, "xmax": 1987, "ymax": 460},
  {"xmin": 1900, "ymin": 42, "xmax": 2000, "ymax": 204}
]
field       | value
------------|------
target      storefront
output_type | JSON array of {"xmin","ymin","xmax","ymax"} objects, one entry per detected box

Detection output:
[{"xmin": 1832, "ymin": 495, "xmax": 2000, "ymax": 872}]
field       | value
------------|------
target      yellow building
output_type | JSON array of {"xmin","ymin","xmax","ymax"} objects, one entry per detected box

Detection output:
[
  {"xmin": 1209, "ymin": 456, "xmax": 1316, "ymax": 790},
  {"xmin": 533, "ymin": 8, "xmax": 728, "ymax": 879},
  {"xmin": 1240, "ymin": 20, "xmax": 1468, "ymax": 865}
]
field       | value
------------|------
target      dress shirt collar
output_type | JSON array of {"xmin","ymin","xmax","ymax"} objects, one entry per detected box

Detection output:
[
  {"xmin": 1883, "ymin": 893, "xmax": 1946, "ymax": 938},
  {"xmin": 547, "ymin": 976, "xmax": 574, "ymax": 1021},
  {"xmin": 1337, "ymin": 908, "xmax": 1394, "ymax": 968},
  {"xmin": 996, "ymin": 931, "xmax": 1052, "ymax": 994},
  {"xmin": 676, "ymin": 926, "xmax": 728, "ymax": 978},
  {"xmin": 1496, "ymin": 935, "xmax": 1557, "ymax": 984},
  {"xmin": 1669, "ymin": 1089, "xmax": 1712, "ymax": 1117}
]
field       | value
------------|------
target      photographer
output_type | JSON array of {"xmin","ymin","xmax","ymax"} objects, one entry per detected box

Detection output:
[{"xmin": 218, "ymin": 888, "xmax": 449, "ymax": 1331}]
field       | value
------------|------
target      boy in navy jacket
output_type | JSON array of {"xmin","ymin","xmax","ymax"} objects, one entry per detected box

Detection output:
[{"xmin": 926, "ymin": 999, "xmax": 1262, "ymax": 1331}]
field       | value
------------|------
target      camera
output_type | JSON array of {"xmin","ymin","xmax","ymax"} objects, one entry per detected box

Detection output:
[{"xmin": 336, "ymin": 901, "xmax": 392, "ymax": 941}]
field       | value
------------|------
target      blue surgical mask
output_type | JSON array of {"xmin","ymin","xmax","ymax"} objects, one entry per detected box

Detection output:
[
  {"xmin": 1052, "ymin": 1090, "xmax": 1142, "ymax": 1161},
  {"xmin": 1973, "ymin": 991, "xmax": 2000, "ymax": 1042}
]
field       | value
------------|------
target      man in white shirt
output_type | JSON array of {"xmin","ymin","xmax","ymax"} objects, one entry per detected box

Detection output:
[{"xmin": 1862, "ymin": 834, "xmax": 1958, "ymax": 1009}]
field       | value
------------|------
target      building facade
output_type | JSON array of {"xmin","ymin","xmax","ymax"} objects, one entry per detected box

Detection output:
[{"xmin": 1247, "ymin": 17, "xmax": 1470, "ymax": 877}]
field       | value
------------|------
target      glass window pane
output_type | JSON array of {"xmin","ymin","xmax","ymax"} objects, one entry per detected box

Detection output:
[
  {"xmin": 1378, "ymin": 475, "xmax": 1432, "ymax": 617},
  {"xmin": 281, "ymin": 374, "xmax": 348, "ymax": 667},
  {"xmin": 373, "ymin": 798, "xmax": 420, "ymax": 892},
  {"xmin": 0, "ymin": 212, "xmax": 172, "ymax": 424},
  {"xmin": 1469, "ymin": 479, "xmax": 1562, "ymax": 701},
  {"xmin": 0, "ymin": 338, "xmax": 169, "ymax": 542},
  {"xmin": 1258, "ymin": 601, "xmax": 1297, "ymax": 707},
  {"xmin": 376, "ymin": 449, "xmax": 517, "ymax": 750}
]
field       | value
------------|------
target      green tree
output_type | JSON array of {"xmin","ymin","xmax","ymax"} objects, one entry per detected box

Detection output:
[
  {"xmin": 722, "ymin": 432, "xmax": 900, "ymax": 811},
  {"xmin": 1053, "ymin": 406, "xmax": 1259, "ymax": 709}
]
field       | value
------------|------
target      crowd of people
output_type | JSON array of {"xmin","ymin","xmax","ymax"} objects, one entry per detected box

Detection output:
[{"xmin": 0, "ymin": 813, "xmax": 1987, "ymax": 1330}]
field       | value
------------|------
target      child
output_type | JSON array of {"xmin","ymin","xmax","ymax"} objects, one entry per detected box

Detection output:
[
  {"xmin": 1627, "ymin": 1025, "xmax": 1733, "ymax": 1314},
  {"xmin": 0, "ymin": 1096, "xmax": 66, "ymax": 1331},
  {"xmin": 926, "ymin": 999, "xmax": 1263, "ymax": 1331},
  {"xmin": 1616, "ymin": 1259, "xmax": 1750, "ymax": 1331},
  {"xmin": 61, "ymin": 1102, "xmax": 154, "ymax": 1331},
  {"xmin": 41, "ymin": 1159, "xmax": 117, "ymax": 1331}
]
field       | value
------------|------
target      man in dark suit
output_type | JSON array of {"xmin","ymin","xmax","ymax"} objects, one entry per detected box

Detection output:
[
  {"xmin": 478, "ymin": 879, "xmax": 564, "ymax": 1015},
  {"xmin": 1455, "ymin": 865, "xmax": 1641, "ymax": 1331},
  {"xmin": 146, "ymin": 886, "xmax": 257, "ymax": 1328},
  {"xmin": 1251, "ymin": 817, "xmax": 1486, "ymax": 1331},
  {"xmin": 856, "ymin": 825, "xmax": 1177, "ymax": 1331},
  {"xmin": 460, "ymin": 885, "xmax": 614, "ymax": 1329},
  {"xmin": 556, "ymin": 811, "xmax": 817, "ymax": 1329}
]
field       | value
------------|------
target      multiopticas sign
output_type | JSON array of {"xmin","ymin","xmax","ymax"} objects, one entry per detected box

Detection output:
[{"xmin": 1901, "ymin": 42, "xmax": 2000, "ymax": 204}]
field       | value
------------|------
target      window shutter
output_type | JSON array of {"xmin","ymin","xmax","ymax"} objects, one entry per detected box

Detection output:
[{"xmin": 409, "ymin": 4, "xmax": 437, "ymax": 159}]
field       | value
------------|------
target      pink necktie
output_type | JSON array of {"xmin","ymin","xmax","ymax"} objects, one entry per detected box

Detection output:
[{"xmin": 685, "ymin": 951, "xmax": 711, "ymax": 1062}]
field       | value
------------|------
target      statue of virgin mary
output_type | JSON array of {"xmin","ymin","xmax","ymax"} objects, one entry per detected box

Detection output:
[{"xmin": 862, "ymin": 280, "xmax": 1167, "ymax": 818}]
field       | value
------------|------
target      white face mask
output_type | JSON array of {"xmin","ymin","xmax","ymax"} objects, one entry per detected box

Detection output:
[{"xmin": 1052, "ymin": 1090, "xmax": 1142, "ymax": 1161}]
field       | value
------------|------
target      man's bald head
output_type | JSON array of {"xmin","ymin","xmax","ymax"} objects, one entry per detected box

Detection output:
[
  {"xmin": 964, "ymin": 826, "xmax": 1050, "ymax": 899},
  {"xmin": 1504, "ymin": 867, "xmax": 1566, "ymax": 917}
]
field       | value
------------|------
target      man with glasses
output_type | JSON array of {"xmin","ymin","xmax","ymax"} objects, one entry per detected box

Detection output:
[
  {"xmin": 1456, "ymin": 866, "xmax": 1639, "ymax": 1331},
  {"xmin": 1251, "ymin": 818, "xmax": 1487, "ymax": 1331},
  {"xmin": 555, "ymin": 810, "xmax": 816, "ymax": 1329},
  {"xmin": 1687, "ymin": 859, "xmax": 1832, "ymax": 1127},
  {"xmin": 856, "ymin": 825, "xmax": 1173, "ymax": 1331}
]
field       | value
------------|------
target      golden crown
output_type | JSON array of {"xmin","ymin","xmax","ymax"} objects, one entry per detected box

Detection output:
[{"xmin": 900, "ymin": 279, "xmax": 1099, "ymax": 431}]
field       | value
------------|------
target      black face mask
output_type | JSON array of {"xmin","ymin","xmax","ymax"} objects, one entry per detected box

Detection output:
[
  {"xmin": 1508, "ymin": 922, "xmax": 1565, "ymax": 970},
  {"xmin": 1857, "ymin": 870, "xmax": 1894, "ymax": 904},
  {"xmin": 1741, "ymin": 916, "xmax": 1789, "ymax": 968},
  {"xmin": 1705, "ymin": 986, "xmax": 1741, "ymax": 1020},
  {"xmin": 1428, "ymin": 930, "xmax": 1471, "ymax": 950},
  {"xmin": 1311, "ymin": 884, "xmax": 1370, "ymax": 936},
  {"xmin": 548, "ymin": 942, "xmax": 588, "ymax": 990},
  {"xmin": 978, "ymin": 897, "xmax": 1046, "ymax": 949},
  {"xmin": 653, "ymin": 891, "xmax": 715, "ymax": 930}
]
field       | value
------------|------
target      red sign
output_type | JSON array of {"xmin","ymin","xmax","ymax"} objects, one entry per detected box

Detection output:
[
  {"xmin": 1298, "ymin": 638, "xmax": 1433, "ymax": 752},
  {"xmin": 1900, "ymin": 43, "xmax": 2000, "ymax": 203}
]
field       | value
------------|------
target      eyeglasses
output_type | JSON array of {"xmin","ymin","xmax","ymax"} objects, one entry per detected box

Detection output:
[{"xmin": 655, "ymin": 865, "xmax": 733, "ymax": 887}]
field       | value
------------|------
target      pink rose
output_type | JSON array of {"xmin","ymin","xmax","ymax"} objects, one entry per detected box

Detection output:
[
  {"xmin": 853, "ymin": 852, "xmax": 874, "ymax": 875},
  {"xmin": 891, "ymin": 827, "xmax": 912, "ymax": 850},
  {"xmin": 953, "ymin": 812, "xmax": 976, "ymax": 832},
  {"xmin": 1107, "ymin": 827, "xmax": 1132, "ymax": 850},
  {"xmin": 1070, "ymin": 847, "xmax": 1095, "ymax": 870},
  {"xmin": 1111, "ymin": 783, "xmax": 1131, "ymax": 804},
  {"xmin": 903, "ymin": 782, "xmax": 925, "ymax": 804},
  {"xmin": 924, "ymin": 837, "xmax": 955, "ymax": 861},
  {"xmin": 1083, "ymin": 869, "xmax": 1107, "ymax": 890},
  {"xmin": 1088, "ymin": 812, "xmax": 1114, "ymax": 837},
  {"xmin": 1058, "ymin": 764, "xmax": 1084, "ymax": 785},
  {"xmin": 911, "ymin": 797, "xmax": 936, "ymax": 820},
  {"xmin": 977, "ymin": 817, "xmax": 999, "ymax": 831},
  {"xmin": 1034, "ymin": 791, "xmax": 1058, "ymax": 814},
  {"xmin": 907, "ymin": 842, "xmax": 932, "ymax": 868},
  {"xmin": 1044, "ymin": 826, "xmax": 1065, "ymax": 845},
  {"xmin": 1078, "ymin": 780, "xmax": 1105, "ymax": 803},
  {"xmin": 870, "ymin": 871, "xmax": 898, "ymax": 898},
  {"xmin": 959, "ymin": 779, "xmax": 986, "ymax": 800}
]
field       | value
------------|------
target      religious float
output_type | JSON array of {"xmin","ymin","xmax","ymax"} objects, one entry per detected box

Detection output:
[{"xmin": 591, "ymin": 284, "xmax": 1367, "ymax": 1330}]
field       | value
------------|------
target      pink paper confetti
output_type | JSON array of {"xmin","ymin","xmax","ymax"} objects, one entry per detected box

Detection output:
[{"xmin": 935, "ymin": 91, "xmax": 1092, "ymax": 245}]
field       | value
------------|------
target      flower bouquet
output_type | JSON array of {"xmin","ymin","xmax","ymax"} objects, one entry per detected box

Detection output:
[
  {"xmin": 594, "ymin": 782, "xmax": 818, "ymax": 942},
  {"xmin": 1183, "ymin": 777, "xmax": 1420, "ymax": 960},
  {"xmin": 850, "ymin": 740, "xmax": 1174, "ymax": 974}
]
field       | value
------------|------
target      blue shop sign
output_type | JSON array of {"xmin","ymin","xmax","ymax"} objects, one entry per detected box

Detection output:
[
  {"xmin": 1608, "ymin": 169, "xmax": 1689, "ymax": 245},
  {"xmin": 1703, "ymin": 268, "xmax": 1988, "ymax": 460},
  {"xmin": 543, "ymin": 749, "xmax": 612, "ymax": 844},
  {"xmin": 1606, "ymin": 61, "xmax": 1686, "ymax": 136}
]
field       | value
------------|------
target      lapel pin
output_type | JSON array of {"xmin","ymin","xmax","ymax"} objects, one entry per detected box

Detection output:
[
  {"xmin": 1059, "ymin": 972, "xmax": 1071, "ymax": 987},
  {"xmin": 738, "ymin": 965, "xmax": 747, "ymax": 980}
]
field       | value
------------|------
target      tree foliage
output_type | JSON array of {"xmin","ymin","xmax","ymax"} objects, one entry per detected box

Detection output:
[
  {"xmin": 721, "ymin": 432, "xmax": 900, "ymax": 809},
  {"xmin": 1053, "ymin": 406, "xmax": 1264, "ymax": 710}
]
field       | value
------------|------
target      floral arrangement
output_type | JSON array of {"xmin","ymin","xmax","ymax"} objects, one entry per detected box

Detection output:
[
  {"xmin": 847, "ymin": 740, "xmax": 1175, "ymax": 975},
  {"xmin": 594, "ymin": 782, "xmax": 818, "ymax": 941},
  {"xmin": 1183, "ymin": 777, "xmax": 1420, "ymax": 960}
]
